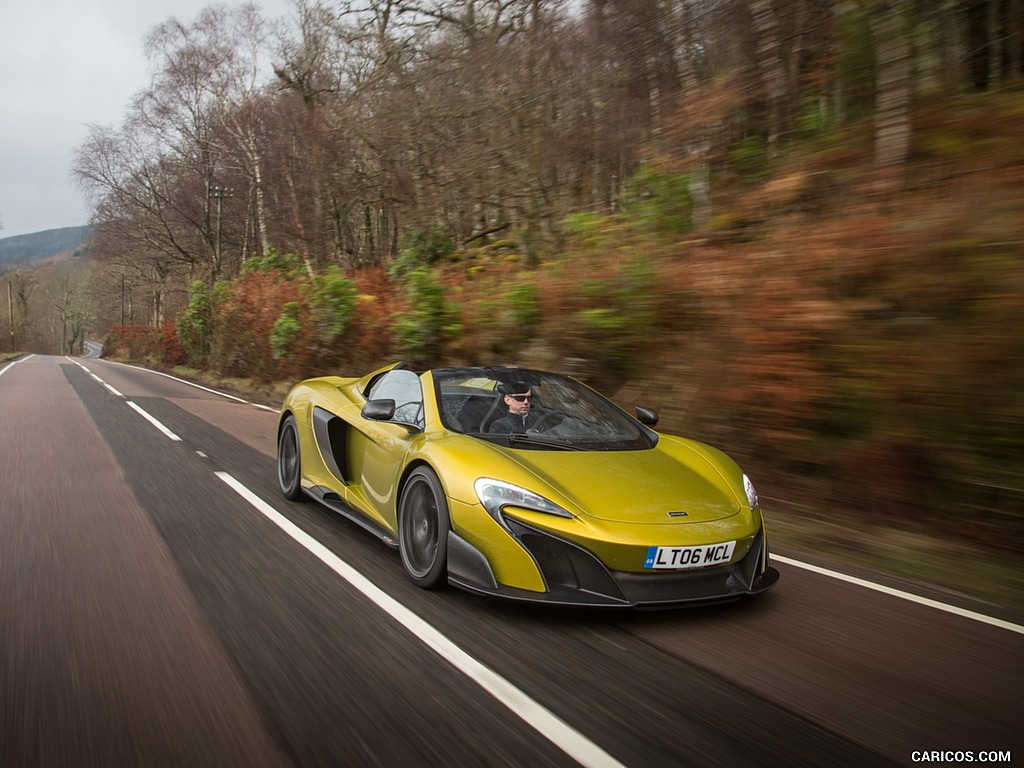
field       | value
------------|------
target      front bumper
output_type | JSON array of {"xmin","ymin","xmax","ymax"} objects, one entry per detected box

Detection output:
[{"xmin": 447, "ymin": 520, "xmax": 779, "ymax": 608}]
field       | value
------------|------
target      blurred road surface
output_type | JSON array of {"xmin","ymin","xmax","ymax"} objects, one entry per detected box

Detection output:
[{"xmin": 1, "ymin": 354, "xmax": 1020, "ymax": 767}]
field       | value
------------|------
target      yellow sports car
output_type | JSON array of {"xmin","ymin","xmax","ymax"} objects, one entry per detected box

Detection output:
[{"xmin": 277, "ymin": 363, "xmax": 779, "ymax": 607}]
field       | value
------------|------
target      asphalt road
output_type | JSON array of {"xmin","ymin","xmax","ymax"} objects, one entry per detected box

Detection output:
[{"xmin": 1, "ymin": 353, "xmax": 1020, "ymax": 768}]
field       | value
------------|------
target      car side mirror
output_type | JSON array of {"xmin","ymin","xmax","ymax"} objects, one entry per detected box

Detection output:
[
  {"xmin": 361, "ymin": 399, "xmax": 396, "ymax": 421},
  {"xmin": 635, "ymin": 406, "xmax": 659, "ymax": 426}
]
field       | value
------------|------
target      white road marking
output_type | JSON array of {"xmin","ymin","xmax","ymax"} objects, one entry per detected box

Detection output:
[
  {"xmin": 0, "ymin": 354, "xmax": 34, "ymax": 377},
  {"xmin": 72, "ymin": 361, "xmax": 126, "ymax": 398},
  {"xmin": 89, "ymin": 371, "xmax": 124, "ymax": 397},
  {"xmin": 102, "ymin": 381, "xmax": 125, "ymax": 397},
  {"xmin": 772, "ymin": 554, "xmax": 1024, "ymax": 636},
  {"xmin": 71, "ymin": 359, "xmax": 180, "ymax": 440},
  {"xmin": 98, "ymin": 357, "xmax": 279, "ymax": 411},
  {"xmin": 215, "ymin": 471, "xmax": 628, "ymax": 768},
  {"xmin": 126, "ymin": 401, "xmax": 182, "ymax": 441},
  {"xmin": 67, "ymin": 356, "xmax": 1022, "ymax": 639}
]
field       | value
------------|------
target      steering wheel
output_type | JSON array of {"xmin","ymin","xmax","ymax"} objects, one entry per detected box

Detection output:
[{"xmin": 529, "ymin": 410, "xmax": 565, "ymax": 433}]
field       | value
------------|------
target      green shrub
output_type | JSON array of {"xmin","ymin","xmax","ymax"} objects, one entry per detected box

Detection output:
[
  {"xmin": 242, "ymin": 247, "xmax": 306, "ymax": 278},
  {"xmin": 505, "ymin": 282, "xmax": 541, "ymax": 332},
  {"xmin": 177, "ymin": 280, "xmax": 214, "ymax": 367},
  {"xmin": 390, "ymin": 226, "xmax": 455, "ymax": 280},
  {"xmin": 622, "ymin": 164, "xmax": 694, "ymax": 235},
  {"xmin": 309, "ymin": 266, "xmax": 357, "ymax": 344},
  {"xmin": 566, "ymin": 253, "xmax": 658, "ymax": 374},
  {"xmin": 728, "ymin": 137, "xmax": 770, "ymax": 181},
  {"xmin": 393, "ymin": 268, "xmax": 461, "ymax": 364},
  {"xmin": 468, "ymin": 279, "xmax": 542, "ymax": 360},
  {"xmin": 560, "ymin": 211, "xmax": 616, "ymax": 249},
  {"xmin": 271, "ymin": 302, "xmax": 303, "ymax": 360}
]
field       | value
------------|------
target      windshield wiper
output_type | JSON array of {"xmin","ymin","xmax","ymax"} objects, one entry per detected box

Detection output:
[{"xmin": 507, "ymin": 432, "xmax": 582, "ymax": 451}]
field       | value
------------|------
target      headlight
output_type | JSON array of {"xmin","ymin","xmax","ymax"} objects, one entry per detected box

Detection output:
[
  {"xmin": 474, "ymin": 478, "xmax": 573, "ymax": 527},
  {"xmin": 743, "ymin": 474, "xmax": 759, "ymax": 510}
]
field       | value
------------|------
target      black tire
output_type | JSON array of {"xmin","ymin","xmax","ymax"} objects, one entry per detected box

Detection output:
[
  {"xmin": 398, "ymin": 467, "xmax": 450, "ymax": 589},
  {"xmin": 277, "ymin": 415, "xmax": 304, "ymax": 501}
]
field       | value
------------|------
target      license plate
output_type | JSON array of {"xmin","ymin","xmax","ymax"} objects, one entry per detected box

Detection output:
[{"xmin": 643, "ymin": 541, "xmax": 736, "ymax": 570}]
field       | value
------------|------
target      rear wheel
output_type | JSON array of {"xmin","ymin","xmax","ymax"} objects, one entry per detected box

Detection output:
[
  {"xmin": 277, "ymin": 415, "xmax": 304, "ymax": 501},
  {"xmin": 398, "ymin": 467, "xmax": 450, "ymax": 588}
]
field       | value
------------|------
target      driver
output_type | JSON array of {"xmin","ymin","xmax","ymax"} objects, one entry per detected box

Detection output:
[{"xmin": 489, "ymin": 382, "xmax": 551, "ymax": 433}]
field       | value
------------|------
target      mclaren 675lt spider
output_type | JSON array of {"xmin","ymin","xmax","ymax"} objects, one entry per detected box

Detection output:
[{"xmin": 276, "ymin": 363, "xmax": 779, "ymax": 607}]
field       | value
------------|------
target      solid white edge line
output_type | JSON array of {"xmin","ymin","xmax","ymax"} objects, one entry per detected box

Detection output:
[
  {"xmin": 99, "ymin": 356, "xmax": 278, "ymax": 411},
  {"xmin": 0, "ymin": 354, "xmax": 33, "ymax": 377},
  {"xmin": 126, "ymin": 401, "xmax": 182, "ymax": 441},
  {"xmin": 215, "ymin": 471, "xmax": 627, "ymax": 768},
  {"xmin": 772, "ymin": 554, "xmax": 1024, "ymax": 636}
]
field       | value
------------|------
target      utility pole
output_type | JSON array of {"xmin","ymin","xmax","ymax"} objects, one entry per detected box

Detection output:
[
  {"xmin": 7, "ymin": 280, "xmax": 13, "ymax": 352},
  {"xmin": 211, "ymin": 186, "xmax": 231, "ymax": 278}
]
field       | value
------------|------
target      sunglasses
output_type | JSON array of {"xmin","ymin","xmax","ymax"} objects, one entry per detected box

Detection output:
[{"xmin": 508, "ymin": 394, "xmax": 532, "ymax": 402}]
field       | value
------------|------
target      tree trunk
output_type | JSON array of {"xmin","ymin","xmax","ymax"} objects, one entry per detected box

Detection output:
[
  {"xmin": 988, "ymin": 0, "xmax": 1003, "ymax": 88},
  {"xmin": 749, "ymin": 0, "xmax": 787, "ymax": 150},
  {"xmin": 873, "ymin": 0, "xmax": 912, "ymax": 170},
  {"xmin": 285, "ymin": 169, "xmax": 317, "ymax": 279},
  {"xmin": 247, "ymin": 137, "xmax": 270, "ymax": 258},
  {"xmin": 1010, "ymin": 0, "xmax": 1023, "ymax": 78}
]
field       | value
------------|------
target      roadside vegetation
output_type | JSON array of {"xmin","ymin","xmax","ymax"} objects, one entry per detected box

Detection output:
[
  {"xmin": 2, "ymin": 1, "xmax": 1021, "ymax": 608},
  {"xmin": 98, "ymin": 89, "xmax": 1024, "ymax": 609}
]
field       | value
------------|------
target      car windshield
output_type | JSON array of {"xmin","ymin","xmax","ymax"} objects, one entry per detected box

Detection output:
[{"xmin": 434, "ymin": 368, "xmax": 656, "ymax": 451}]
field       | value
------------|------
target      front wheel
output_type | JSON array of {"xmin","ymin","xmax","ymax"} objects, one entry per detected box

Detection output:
[
  {"xmin": 398, "ymin": 467, "xmax": 450, "ymax": 589},
  {"xmin": 277, "ymin": 415, "xmax": 304, "ymax": 501}
]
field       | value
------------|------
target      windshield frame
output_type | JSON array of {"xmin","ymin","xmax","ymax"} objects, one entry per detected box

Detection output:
[{"xmin": 432, "ymin": 367, "xmax": 658, "ymax": 451}]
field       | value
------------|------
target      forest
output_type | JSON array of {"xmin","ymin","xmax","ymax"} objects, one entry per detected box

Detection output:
[
  {"xmin": 2, "ymin": 0, "xmax": 1022, "ymax": 602},
  {"xmin": 0, "ymin": 227, "xmax": 91, "ymax": 266}
]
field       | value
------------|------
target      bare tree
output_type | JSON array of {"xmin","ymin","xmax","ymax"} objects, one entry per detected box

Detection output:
[
  {"xmin": 53, "ymin": 270, "xmax": 92, "ymax": 355},
  {"xmin": 872, "ymin": 0, "xmax": 912, "ymax": 170},
  {"xmin": 69, "ymin": 0, "xmax": 1010, "ymax": 319}
]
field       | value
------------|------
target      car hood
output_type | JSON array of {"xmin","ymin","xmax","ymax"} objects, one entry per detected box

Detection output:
[{"xmin": 502, "ymin": 444, "xmax": 741, "ymax": 525}]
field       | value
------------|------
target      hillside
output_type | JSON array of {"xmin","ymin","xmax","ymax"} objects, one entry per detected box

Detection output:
[{"xmin": 0, "ymin": 226, "xmax": 92, "ymax": 266}]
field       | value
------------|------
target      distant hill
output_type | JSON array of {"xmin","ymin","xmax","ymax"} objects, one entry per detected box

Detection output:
[{"xmin": 0, "ymin": 226, "xmax": 92, "ymax": 266}]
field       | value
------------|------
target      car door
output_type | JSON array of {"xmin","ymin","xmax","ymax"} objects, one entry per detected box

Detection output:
[{"xmin": 344, "ymin": 369, "xmax": 425, "ymax": 531}]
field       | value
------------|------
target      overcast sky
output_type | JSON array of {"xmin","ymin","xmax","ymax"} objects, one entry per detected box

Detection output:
[{"xmin": 0, "ymin": 0, "xmax": 293, "ymax": 239}]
